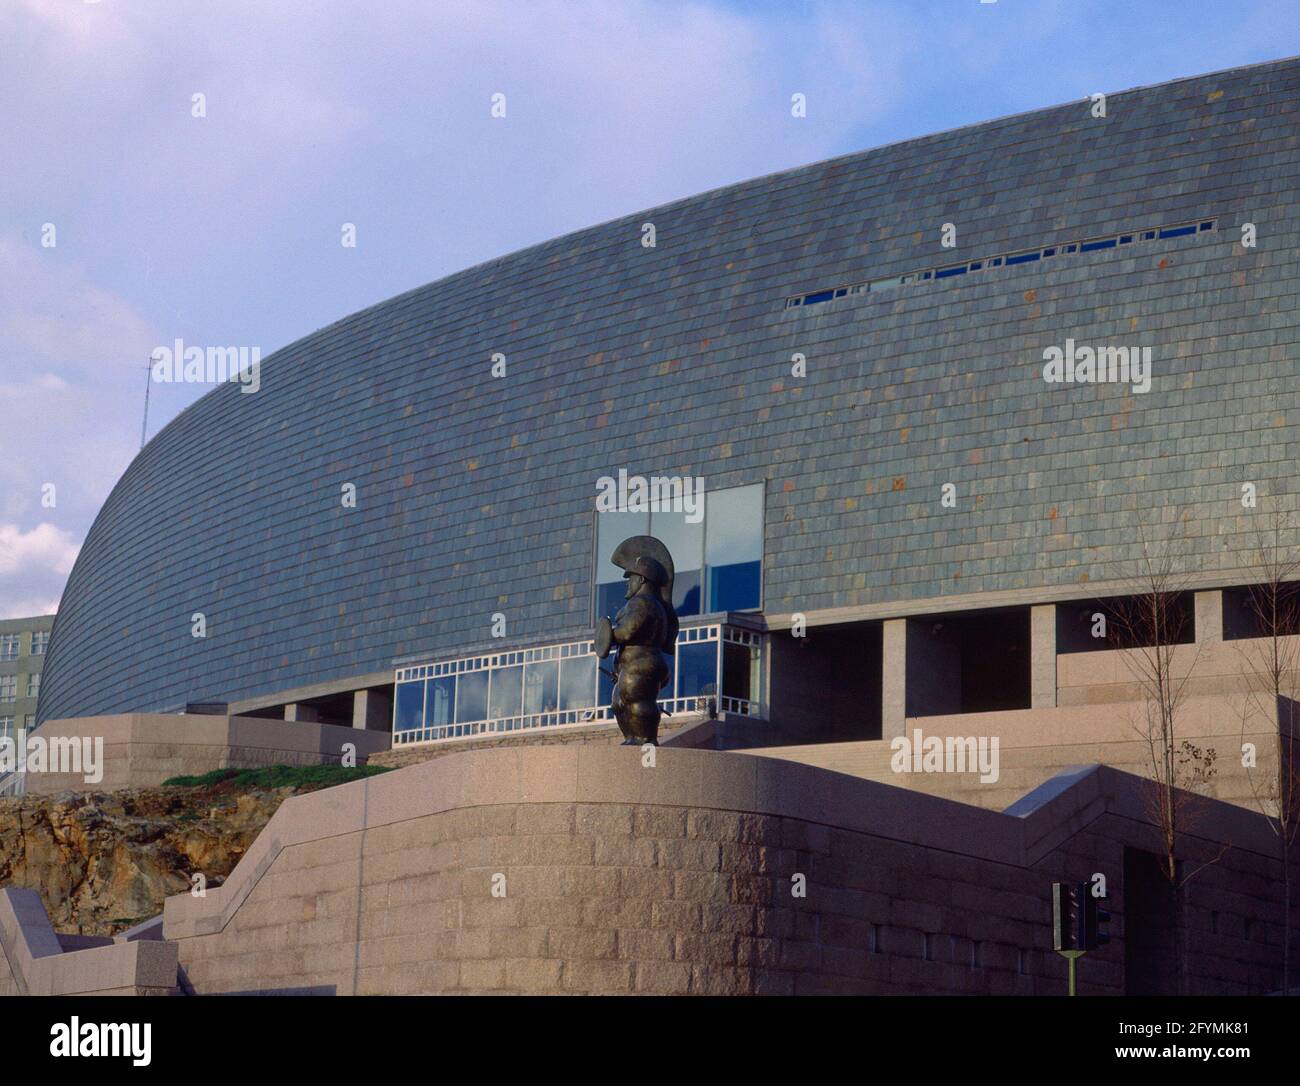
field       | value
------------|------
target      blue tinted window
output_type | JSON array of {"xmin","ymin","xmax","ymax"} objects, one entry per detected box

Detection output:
[
  {"xmin": 395, "ymin": 682, "xmax": 424, "ymax": 731},
  {"xmin": 1081, "ymin": 238, "xmax": 1116, "ymax": 251},
  {"xmin": 523, "ymin": 660, "xmax": 558, "ymax": 714},
  {"xmin": 559, "ymin": 656, "xmax": 596, "ymax": 710},
  {"xmin": 704, "ymin": 484, "xmax": 763, "ymax": 612},
  {"xmin": 456, "ymin": 670, "xmax": 488, "ymax": 723},
  {"xmin": 676, "ymin": 641, "xmax": 718, "ymax": 699},
  {"xmin": 488, "ymin": 666, "xmax": 521, "ymax": 720},
  {"xmin": 649, "ymin": 508, "xmax": 703, "ymax": 617},
  {"xmin": 935, "ymin": 265, "xmax": 966, "ymax": 279},
  {"xmin": 1005, "ymin": 251, "xmax": 1040, "ymax": 265},
  {"xmin": 1199, "ymin": 221, "xmax": 1213, "ymax": 231},
  {"xmin": 1159, "ymin": 224, "xmax": 1196, "ymax": 238},
  {"xmin": 425, "ymin": 676, "xmax": 454, "ymax": 727},
  {"xmin": 803, "ymin": 290, "xmax": 834, "ymax": 305}
]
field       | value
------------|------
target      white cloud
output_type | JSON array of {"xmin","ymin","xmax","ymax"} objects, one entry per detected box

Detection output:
[{"xmin": 0, "ymin": 523, "xmax": 81, "ymax": 578}]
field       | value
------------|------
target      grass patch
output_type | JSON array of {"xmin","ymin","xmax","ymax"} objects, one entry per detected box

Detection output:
[{"xmin": 163, "ymin": 764, "xmax": 392, "ymax": 790}]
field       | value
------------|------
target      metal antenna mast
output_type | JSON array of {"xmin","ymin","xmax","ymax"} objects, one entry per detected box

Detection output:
[{"xmin": 140, "ymin": 354, "xmax": 152, "ymax": 449}]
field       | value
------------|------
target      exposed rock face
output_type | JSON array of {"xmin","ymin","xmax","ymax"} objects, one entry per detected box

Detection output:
[{"xmin": 0, "ymin": 785, "xmax": 291, "ymax": 936}]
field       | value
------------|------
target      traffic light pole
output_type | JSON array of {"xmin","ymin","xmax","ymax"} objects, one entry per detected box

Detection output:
[{"xmin": 1056, "ymin": 949, "xmax": 1086, "ymax": 996}]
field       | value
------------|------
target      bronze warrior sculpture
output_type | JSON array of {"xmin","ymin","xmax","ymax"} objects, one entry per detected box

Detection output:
[{"xmin": 594, "ymin": 535, "xmax": 679, "ymax": 745}]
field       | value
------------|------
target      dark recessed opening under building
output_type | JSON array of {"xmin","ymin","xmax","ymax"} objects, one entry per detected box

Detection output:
[
  {"xmin": 1223, "ymin": 583, "xmax": 1300, "ymax": 640},
  {"xmin": 766, "ymin": 620, "xmax": 882, "ymax": 745},
  {"xmin": 907, "ymin": 607, "xmax": 1030, "ymax": 715},
  {"xmin": 1056, "ymin": 592, "xmax": 1196, "ymax": 653}
]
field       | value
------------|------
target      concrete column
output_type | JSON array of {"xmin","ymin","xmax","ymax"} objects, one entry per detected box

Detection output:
[
  {"xmin": 882, "ymin": 619, "xmax": 906, "ymax": 740},
  {"xmin": 353, "ymin": 688, "xmax": 392, "ymax": 730},
  {"xmin": 1030, "ymin": 604, "xmax": 1057, "ymax": 709},
  {"xmin": 284, "ymin": 703, "xmax": 320, "ymax": 723},
  {"xmin": 1195, "ymin": 590, "xmax": 1223, "ymax": 644}
]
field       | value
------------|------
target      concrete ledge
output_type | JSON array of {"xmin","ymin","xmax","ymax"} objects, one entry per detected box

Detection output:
[
  {"xmin": 163, "ymin": 744, "xmax": 1277, "ymax": 943},
  {"xmin": 20, "ymin": 714, "xmax": 392, "ymax": 794},
  {"xmin": 0, "ymin": 889, "xmax": 178, "ymax": 996}
]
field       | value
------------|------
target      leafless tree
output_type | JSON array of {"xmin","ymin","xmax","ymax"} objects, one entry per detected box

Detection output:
[
  {"xmin": 1107, "ymin": 516, "xmax": 1221, "ymax": 993},
  {"xmin": 1234, "ymin": 510, "xmax": 1300, "ymax": 995}
]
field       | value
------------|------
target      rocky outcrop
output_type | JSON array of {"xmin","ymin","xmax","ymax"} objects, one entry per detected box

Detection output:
[{"xmin": 0, "ymin": 782, "xmax": 302, "ymax": 936}]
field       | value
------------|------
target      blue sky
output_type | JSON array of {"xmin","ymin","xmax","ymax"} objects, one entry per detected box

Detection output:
[{"xmin": 1, "ymin": 0, "xmax": 1296, "ymax": 617}]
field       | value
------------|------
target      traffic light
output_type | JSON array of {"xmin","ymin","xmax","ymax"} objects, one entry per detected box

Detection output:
[
  {"xmin": 1084, "ymin": 890, "xmax": 1111, "ymax": 950},
  {"xmin": 1052, "ymin": 882, "xmax": 1080, "ymax": 951}
]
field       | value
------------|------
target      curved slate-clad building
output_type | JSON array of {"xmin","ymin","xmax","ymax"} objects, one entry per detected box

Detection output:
[{"xmin": 37, "ymin": 58, "xmax": 1300, "ymax": 735}]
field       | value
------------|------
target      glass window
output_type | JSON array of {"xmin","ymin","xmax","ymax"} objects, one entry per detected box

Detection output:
[
  {"xmin": 559, "ymin": 655, "xmax": 596, "ymax": 710},
  {"xmin": 26, "ymin": 674, "xmax": 39, "ymax": 698},
  {"xmin": 676, "ymin": 641, "xmax": 717, "ymax": 699},
  {"xmin": 523, "ymin": 660, "xmax": 559, "ymax": 715},
  {"xmin": 722, "ymin": 640, "xmax": 760, "ymax": 703},
  {"xmin": 23, "ymin": 715, "xmax": 33, "ymax": 730},
  {"xmin": 0, "ymin": 636, "xmax": 18, "ymax": 661},
  {"xmin": 30, "ymin": 632, "xmax": 49, "ymax": 655},
  {"xmin": 455, "ymin": 670, "xmax": 488, "ymax": 724},
  {"xmin": 705, "ymin": 484, "xmax": 764, "ymax": 612},
  {"xmin": 394, "ymin": 682, "xmax": 424, "ymax": 732},
  {"xmin": 648, "ymin": 509, "xmax": 704, "ymax": 617},
  {"xmin": 0, "ymin": 677, "xmax": 15, "ymax": 702},
  {"xmin": 425, "ymin": 675, "xmax": 455, "ymax": 727},
  {"xmin": 0, "ymin": 717, "xmax": 12, "ymax": 741},
  {"xmin": 595, "ymin": 510, "xmax": 649, "ymax": 620},
  {"xmin": 488, "ymin": 665, "xmax": 523, "ymax": 720}
]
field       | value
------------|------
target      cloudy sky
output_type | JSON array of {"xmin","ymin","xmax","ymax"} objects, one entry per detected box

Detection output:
[{"xmin": 1, "ymin": 0, "xmax": 1295, "ymax": 618}]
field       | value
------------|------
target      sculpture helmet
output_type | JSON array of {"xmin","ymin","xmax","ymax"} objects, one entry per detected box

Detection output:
[{"xmin": 622, "ymin": 554, "xmax": 668, "ymax": 589}]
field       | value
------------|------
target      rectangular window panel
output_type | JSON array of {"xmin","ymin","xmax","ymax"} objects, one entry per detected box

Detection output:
[
  {"xmin": 1080, "ymin": 237, "xmax": 1117, "ymax": 251},
  {"xmin": 523, "ymin": 660, "xmax": 559, "ymax": 715},
  {"xmin": 595, "ymin": 509, "xmax": 649, "ymax": 620},
  {"xmin": 455, "ymin": 670, "xmax": 488, "ymax": 724},
  {"xmin": 722, "ymin": 640, "xmax": 759, "ymax": 702},
  {"xmin": 27, "ymin": 674, "xmax": 39, "ymax": 698},
  {"xmin": 1159, "ymin": 224, "xmax": 1196, "ymax": 238},
  {"xmin": 705, "ymin": 484, "xmax": 764, "ymax": 612},
  {"xmin": 648, "ymin": 507, "xmax": 704, "ymax": 617},
  {"xmin": 425, "ymin": 675, "xmax": 455, "ymax": 727},
  {"xmin": 30, "ymin": 632, "xmax": 49, "ymax": 655},
  {"xmin": 675, "ymin": 641, "xmax": 718, "ymax": 699},
  {"xmin": 1005, "ymin": 251, "xmax": 1040, "ymax": 265},
  {"xmin": 0, "ymin": 636, "xmax": 18, "ymax": 661},
  {"xmin": 559, "ymin": 655, "xmax": 596, "ymax": 710},
  {"xmin": 394, "ymin": 682, "xmax": 425, "ymax": 732},
  {"xmin": 488, "ymin": 665, "xmax": 522, "ymax": 720},
  {"xmin": 802, "ymin": 289, "xmax": 834, "ymax": 305}
]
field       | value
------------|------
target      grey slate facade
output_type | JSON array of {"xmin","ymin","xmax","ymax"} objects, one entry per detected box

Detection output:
[{"xmin": 37, "ymin": 58, "xmax": 1300, "ymax": 724}]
